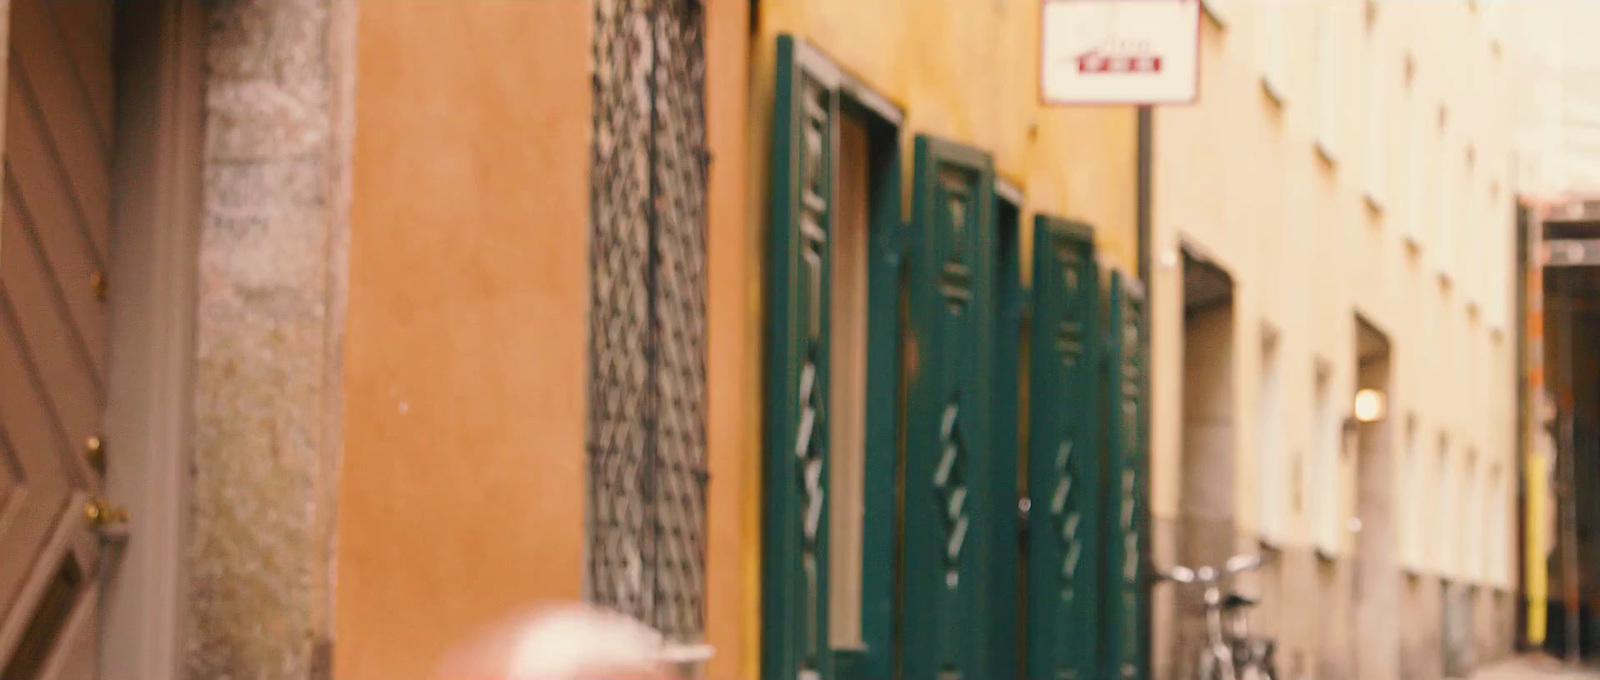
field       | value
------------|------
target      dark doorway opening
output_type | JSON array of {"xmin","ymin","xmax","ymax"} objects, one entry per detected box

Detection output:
[{"xmin": 1173, "ymin": 244, "xmax": 1237, "ymax": 680}]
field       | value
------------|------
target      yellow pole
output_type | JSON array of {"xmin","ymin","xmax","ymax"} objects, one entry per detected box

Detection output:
[
  {"xmin": 1527, "ymin": 451, "xmax": 1548, "ymax": 644},
  {"xmin": 1524, "ymin": 201, "xmax": 1549, "ymax": 646}
]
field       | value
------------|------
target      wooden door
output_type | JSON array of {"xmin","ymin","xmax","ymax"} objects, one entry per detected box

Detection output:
[{"xmin": 0, "ymin": 0, "xmax": 117, "ymax": 678}]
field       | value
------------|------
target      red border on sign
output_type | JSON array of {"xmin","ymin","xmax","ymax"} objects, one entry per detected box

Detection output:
[{"xmin": 1038, "ymin": 0, "xmax": 1202, "ymax": 106}]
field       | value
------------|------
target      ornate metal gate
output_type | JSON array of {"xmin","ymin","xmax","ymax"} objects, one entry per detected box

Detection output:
[{"xmin": 587, "ymin": 0, "xmax": 709, "ymax": 643}]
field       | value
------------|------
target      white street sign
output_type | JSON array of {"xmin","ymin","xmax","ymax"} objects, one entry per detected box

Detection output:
[{"xmin": 1041, "ymin": 0, "xmax": 1201, "ymax": 105}]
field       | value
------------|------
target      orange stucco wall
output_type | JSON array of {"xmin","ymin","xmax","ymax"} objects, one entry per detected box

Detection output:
[
  {"xmin": 704, "ymin": 1, "xmax": 757, "ymax": 679},
  {"xmin": 336, "ymin": 2, "xmax": 591, "ymax": 677},
  {"xmin": 338, "ymin": 1, "xmax": 755, "ymax": 678}
]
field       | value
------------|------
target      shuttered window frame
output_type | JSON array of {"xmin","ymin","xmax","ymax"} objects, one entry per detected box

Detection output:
[
  {"xmin": 1104, "ymin": 271, "xmax": 1150, "ymax": 680},
  {"xmin": 1025, "ymin": 215, "xmax": 1104, "ymax": 680},
  {"xmin": 900, "ymin": 134, "xmax": 998, "ymax": 680},
  {"xmin": 988, "ymin": 182, "xmax": 1024, "ymax": 680},
  {"xmin": 762, "ymin": 34, "xmax": 904, "ymax": 680}
]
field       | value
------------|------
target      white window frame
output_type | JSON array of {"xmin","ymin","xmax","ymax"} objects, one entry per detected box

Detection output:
[
  {"xmin": 1312, "ymin": 364, "xmax": 1341, "ymax": 556},
  {"xmin": 1436, "ymin": 137, "xmax": 1454, "ymax": 280},
  {"xmin": 1494, "ymin": 467, "xmax": 1510, "ymax": 585},
  {"xmin": 1364, "ymin": 38, "xmax": 1386, "ymax": 206},
  {"xmin": 1463, "ymin": 452, "xmax": 1481, "ymax": 581},
  {"xmin": 1462, "ymin": 155, "xmax": 1476, "ymax": 301},
  {"xmin": 1435, "ymin": 437, "xmax": 1452, "ymax": 576},
  {"xmin": 1480, "ymin": 464, "xmax": 1498, "ymax": 583},
  {"xmin": 1404, "ymin": 96, "xmax": 1423, "ymax": 246},
  {"xmin": 1477, "ymin": 176, "xmax": 1494, "ymax": 310},
  {"xmin": 1490, "ymin": 179, "xmax": 1500, "ymax": 307},
  {"xmin": 1401, "ymin": 415, "xmax": 1422, "ymax": 571},
  {"xmin": 1261, "ymin": 1, "xmax": 1286, "ymax": 103},
  {"xmin": 1257, "ymin": 329, "xmax": 1286, "ymax": 544},
  {"xmin": 1314, "ymin": 7, "xmax": 1339, "ymax": 160}
]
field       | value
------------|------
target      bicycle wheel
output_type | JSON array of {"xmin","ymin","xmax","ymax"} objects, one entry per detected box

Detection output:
[
  {"xmin": 1237, "ymin": 659, "xmax": 1278, "ymax": 680},
  {"xmin": 1195, "ymin": 647, "xmax": 1233, "ymax": 680}
]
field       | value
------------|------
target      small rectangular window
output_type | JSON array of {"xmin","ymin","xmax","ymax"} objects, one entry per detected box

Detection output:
[
  {"xmin": 827, "ymin": 114, "xmax": 872, "ymax": 648},
  {"xmin": 1311, "ymin": 363, "xmax": 1339, "ymax": 554},
  {"xmin": 1257, "ymin": 328, "xmax": 1285, "ymax": 543},
  {"xmin": 1400, "ymin": 415, "xmax": 1418, "ymax": 569},
  {"xmin": 1365, "ymin": 43, "xmax": 1386, "ymax": 203},
  {"xmin": 1462, "ymin": 451, "xmax": 1479, "ymax": 580},
  {"xmin": 1404, "ymin": 98, "xmax": 1423, "ymax": 245},
  {"xmin": 1478, "ymin": 462, "xmax": 1497, "ymax": 582},
  {"xmin": 1437, "ymin": 141, "xmax": 1454, "ymax": 278},
  {"xmin": 587, "ymin": 0, "xmax": 708, "ymax": 641},
  {"xmin": 1435, "ymin": 435, "xmax": 1452, "ymax": 575},
  {"xmin": 1490, "ymin": 466, "xmax": 1507, "ymax": 584},
  {"xmin": 1261, "ymin": 2, "xmax": 1286, "ymax": 101},
  {"xmin": 1315, "ymin": 9, "xmax": 1339, "ymax": 158},
  {"xmin": 1481, "ymin": 181, "xmax": 1496, "ymax": 309}
]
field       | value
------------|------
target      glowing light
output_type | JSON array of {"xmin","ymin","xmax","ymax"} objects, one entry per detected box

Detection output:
[{"xmin": 1354, "ymin": 389, "xmax": 1386, "ymax": 423}]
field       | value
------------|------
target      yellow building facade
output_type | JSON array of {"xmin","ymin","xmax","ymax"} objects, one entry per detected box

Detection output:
[{"xmin": 339, "ymin": 0, "xmax": 1148, "ymax": 677}]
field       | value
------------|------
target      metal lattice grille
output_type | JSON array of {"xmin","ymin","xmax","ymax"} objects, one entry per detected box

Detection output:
[{"xmin": 588, "ymin": 0, "xmax": 709, "ymax": 643}]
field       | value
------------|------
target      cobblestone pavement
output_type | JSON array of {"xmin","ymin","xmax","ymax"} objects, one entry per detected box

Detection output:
[{"xmin": 1472, "ymin": 655, "xmax": 1600, "ymax": 680}]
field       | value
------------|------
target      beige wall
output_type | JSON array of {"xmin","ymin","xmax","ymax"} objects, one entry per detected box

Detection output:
[
  {"xmin": 336, "ymin": 2, "xmax": 591, "ymax": 677},
  {"xmin": 1152, "ymin": 0, "xmax": 1518, "ymax": 582},
  {"xmin": 1150, "ymin": 2, "xmax": 1519, "ymax": 674}
]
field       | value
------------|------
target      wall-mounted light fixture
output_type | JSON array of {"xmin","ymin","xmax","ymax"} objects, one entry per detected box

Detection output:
[{"xmin": 1353, "ymin": 388, "xmax": 1386, "ymax": 423}]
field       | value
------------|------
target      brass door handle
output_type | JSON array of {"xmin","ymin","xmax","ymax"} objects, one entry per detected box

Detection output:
[
  {"xmin": 84, "ymin": 498, "xmax": 127, "ymax": 526},
  {"xmin": 84, "ymin": 498, "xmax": 130, "ymax": 543}
]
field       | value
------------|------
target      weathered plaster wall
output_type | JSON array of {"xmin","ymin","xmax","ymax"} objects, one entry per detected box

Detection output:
[
  {"xmin": 1149, "ymin": 3, "xmax": 1519, "ymax": 677},
  {"xmin": 752, "ymin": 0, "xmax": 1142, "ymax": 282},
  {"xmin": 1151, "ymin": 516, "xmax": 1180, "ymax": 680},
  {"xmin": 334, "ymin": 1, "xmax": 590, "ymax": 678},
  {"xmin": 1401, "ymin": 574, "xmax": 1448, "ymax": 680},
  {"xmin": 705, "ymin": 0, "xmax": 756, "ymax": 678},
  {"xmin": 186, "ymin": 1, "xmax": 355, "ymax": 677}
]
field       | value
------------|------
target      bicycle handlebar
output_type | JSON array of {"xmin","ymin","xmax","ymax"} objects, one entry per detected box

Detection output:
[
  {"xmin": 1223, "ymin": 553, "xmax": 1265, "ymax": 574},
  {"xmin": 1156, "ymin": 552, "xmax": 1271, "ymax": 584}
]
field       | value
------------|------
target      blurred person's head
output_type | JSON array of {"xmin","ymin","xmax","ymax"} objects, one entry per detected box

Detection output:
[{"xmin": 434, "ymin": 604, "xmax": 669, "ymax": 680}]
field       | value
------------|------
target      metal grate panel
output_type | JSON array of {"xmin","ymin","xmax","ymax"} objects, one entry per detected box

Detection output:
[{"xmin": 588, "ymin": 0, "xmax": 709, "ymax": 643}]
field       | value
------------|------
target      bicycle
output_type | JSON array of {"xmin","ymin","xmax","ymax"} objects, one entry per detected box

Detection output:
[{"xmin": 1156, "ymin": 553, "xmax": 1279, "ymax": 680}]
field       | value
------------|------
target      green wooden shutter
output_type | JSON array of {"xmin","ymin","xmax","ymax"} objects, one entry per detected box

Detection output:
[
  {"xmin": 857, "ymin": 113, "xmax": 904, "ymax": 680},
  {"xmin": 765, "ymin": 34, "xmax": 835, "ymax": 680},
  {"xmin": 1103, "ymin": 271, "xmax": 1149, "ymax": 680},
  {"xmin": 989, "ymin": 193, "xmax": 1024, "ymax": 680},
  {"xmin": 902, "ymin": 135, "xmax": 996, "ymax": 680},
  {"xmin": 1026, "ymin": 216, "xmax": 1103, "ymax": 680}
]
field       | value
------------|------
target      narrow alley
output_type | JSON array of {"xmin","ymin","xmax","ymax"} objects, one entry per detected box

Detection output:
[{"xmin": 0, "ymin": 1, "xmax": 1592, "ymax": 679}]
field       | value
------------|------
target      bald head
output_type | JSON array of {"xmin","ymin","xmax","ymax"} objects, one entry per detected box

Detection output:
[{"xmin": 435, "ymin": 605, "xmax": 671, "ymax": 680}]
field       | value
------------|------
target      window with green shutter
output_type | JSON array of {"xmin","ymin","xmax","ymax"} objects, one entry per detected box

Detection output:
[
  {"xmin": 765, "ymin": 40, "xmax": 1153, "ymax": 680},
  {"xmin": 764, "ymin": 35, "xmax": 904, "ymax": 680},
  {"xmin": 901, "ymin": 135, "xmax": 998, "ymax": 680},
  {"xmin": 1026, "ymin": 216, "xmax": 1103, "ymax": 680},
  {"xmin": 989, "ymin": 186, "xmax": 1025, "ymax": 680},
  {"xmin": 1104, "ymin": 271, "xmax": 1150, "ymax": 680}
]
